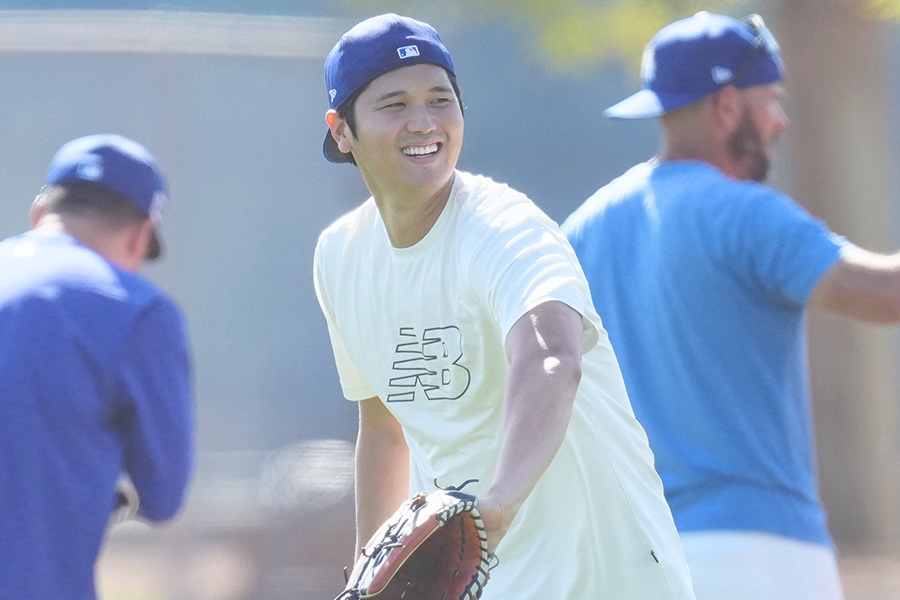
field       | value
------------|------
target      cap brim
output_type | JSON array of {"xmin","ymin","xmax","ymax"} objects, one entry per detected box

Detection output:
[
  {"xmin": 604, "ymin": 90, "xmax": 666, "ymax": 119},
  {"xmin": 323, "ymin": 129, "xmax": 354, "ymax": 164},
  {"xmin": 605, "ymin": 88, "xmax": 720, "ymax": 120}
]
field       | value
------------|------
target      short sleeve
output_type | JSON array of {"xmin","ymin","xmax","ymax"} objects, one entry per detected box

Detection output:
[
  {"xmin": 707, "ymin": 187, "xmax": 846, "ymax": 306},
  {"xmin": 465, "ymin": 195, "xmax": 599, "ymax": 352},
  {"xmin": 313, "ymin": 238, "xmax": 376, "ymax": 401}
]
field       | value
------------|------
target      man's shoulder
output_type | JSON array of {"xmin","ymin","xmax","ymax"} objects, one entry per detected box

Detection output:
[
  {"xmin": 0, "ymin": 233, "xmax": 183, "ymax": 348},
  {"xmin": 453, "ymin": 170, "xmax": 541, "ymax": 224},
  {"xmin": 616, "ymin": 161, "xmax": 791, "ymax": 218},
  {"xmin": 316, "ymin": 197, "xmax": 377, "ymax": 248},
  {"xmin": 599, "ymin": 160, "xmax": 656, "ymax": 194},
  {"xmin": 119, "ymin": 267, "xmax": 176, "ymax": 309},
  {"xmin": 2, "ymin": 230, "xmax": 168, "ymax": 302},
  {"xmin": 72, "ymin": 257, "xmax": 179, "ymax": 324},
  {"xmin": 562, "ymin": 162, "xmax": 655, "ymax": 234},
  {"xmin": 655, "ymin": 161, "xmax": 785, "ymax": 199}
]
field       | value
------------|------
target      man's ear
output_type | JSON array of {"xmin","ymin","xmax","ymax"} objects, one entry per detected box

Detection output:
[
  {"xmin": 711, "ymin": 85, "xmax": 743, "ymax": 132},
  {"xmin": 30, "ymin": 193, "xmax": 48, "ymax": 227},
  {"xmin": 124, "ymin": 219, "xmax": 156, "ymax": 269},
  {"xmin": 326, "ymin": 109, "xmax": 354, "ymax": 154}
]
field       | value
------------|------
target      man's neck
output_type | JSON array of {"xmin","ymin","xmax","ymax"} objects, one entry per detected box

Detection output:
[
  {"xmin": 34, "ymin": 214, "xmax": 143, "ymax": 273},
  {"xmin": 658, "ymin": 142, "xmax": 745, "ymax": 181},
  {"xmin": 371, "ymin": 172, "xmax": 456, "ymax": 248}
]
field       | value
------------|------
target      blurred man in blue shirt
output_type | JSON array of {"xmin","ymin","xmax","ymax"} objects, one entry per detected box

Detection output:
[
  {"xmin": 564, "ymin": 11, "xmax": 900, "ymax": 600},
  {"xmin": 0, "ymin": 134, "xmax": 195, "ymax": 600}
]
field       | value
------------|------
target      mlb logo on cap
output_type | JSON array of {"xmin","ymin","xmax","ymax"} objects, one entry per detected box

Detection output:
[{"xmin": 397, "ymin": 45, "xmax": 420, "ymax": 59}]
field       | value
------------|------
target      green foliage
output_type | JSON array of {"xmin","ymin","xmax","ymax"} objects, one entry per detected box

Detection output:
[
  {"xmin": 335, "ymin": 0, "xmax": 765, "ymax": 74},
  {"xmin": 483, "ymin": 0, "xmax": 749, "ymax": 72},
  {"xmin": 869, "ymin": 0, "xmax": 900, "ymax": 18}
]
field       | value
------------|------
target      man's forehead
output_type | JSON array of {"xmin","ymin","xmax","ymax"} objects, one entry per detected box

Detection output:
[{"xmin": 361, "ymin": 63, "xmax": 453, "ymax": 96}]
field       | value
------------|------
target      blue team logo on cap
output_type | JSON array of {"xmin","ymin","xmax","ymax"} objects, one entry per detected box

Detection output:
[
  {"xmin": 397, "ymin": 44, "xmax": 420, "ymax": 59},
  {"xmin": 76, "ymin": 162, "xmax": 103, "ymax": 181},
  {"xmin": 712, "ymin": 66, "xmax": 733, "ymax": 84}
]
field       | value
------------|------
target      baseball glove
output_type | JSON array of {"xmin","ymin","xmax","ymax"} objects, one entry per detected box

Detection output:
[{"xmin": 335, "ymin": 489, "xmax": 492, "ymax": 600}]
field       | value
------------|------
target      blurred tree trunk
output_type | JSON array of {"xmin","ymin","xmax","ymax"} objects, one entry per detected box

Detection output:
[{"xmin": 771, "ymin": 0, "xmax": 900, "ymax": 553}]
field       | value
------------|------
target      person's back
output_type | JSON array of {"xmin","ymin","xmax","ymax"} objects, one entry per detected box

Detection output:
[
  {"xmin": 565, "ymin": 159, "xmax": 841, "ymax": 546},
  {"xmin": 0, "ymin": 135, "xmax": 194, "ymax": 600}
]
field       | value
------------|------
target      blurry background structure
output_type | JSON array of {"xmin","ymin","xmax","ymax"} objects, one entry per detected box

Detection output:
[{"xmin": 0, "ymin": 0, "xmax": 899, "ymax": 598}]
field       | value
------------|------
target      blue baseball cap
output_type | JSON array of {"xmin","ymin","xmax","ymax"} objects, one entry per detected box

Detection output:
[
  {"xmin": 323, "ymin": 13, "xmax": 456, "ymax": 163},
  {"xmin": 46, "ymin": 134, "xmax": 168, "ymax": 259},
  {"xmin": 605, "ymin": 12, "xmax": 783, "ymax": 119}
]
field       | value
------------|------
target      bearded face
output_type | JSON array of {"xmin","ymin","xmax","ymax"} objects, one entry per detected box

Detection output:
[{"xmin": 727, "ymin": 108, "xmax": 770, "ymax": 182}]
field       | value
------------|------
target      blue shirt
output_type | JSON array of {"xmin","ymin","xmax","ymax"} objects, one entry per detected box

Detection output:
[
  {"xmin": 0, "ymin": 229, "xmax": 194, "ymax": 600},
  {"xmin": 562, "ymin": 160, "xmax": 847, "ymax": 548}
]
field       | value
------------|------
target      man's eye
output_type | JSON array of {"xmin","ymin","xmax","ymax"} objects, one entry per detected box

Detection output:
[{"xmin": 433, "ymin": 98, "xmax": 452, "ymax": 106}]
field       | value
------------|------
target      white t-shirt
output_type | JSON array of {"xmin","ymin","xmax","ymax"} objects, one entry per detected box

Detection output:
[{"xmin": 314, "ymin": 170, "xmax": 695, "ymax": 599}]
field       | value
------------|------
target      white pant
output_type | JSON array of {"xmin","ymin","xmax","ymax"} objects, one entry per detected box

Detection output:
[{"xmin": 680, "ymin": 530, "xmax": 844, "ymax": 600}]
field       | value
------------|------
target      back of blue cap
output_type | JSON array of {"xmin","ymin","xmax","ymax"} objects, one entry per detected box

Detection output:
[
  {"xmin": 46, "ymin": 134, "xmax": 167, "ymax": 223},
  {"xmin": 46, "ymin": 134, "xmax": 168, "ymax": 259},
  {"xmin": 605, "ymin": 12, "xmax": 783, "ymax": 119}
]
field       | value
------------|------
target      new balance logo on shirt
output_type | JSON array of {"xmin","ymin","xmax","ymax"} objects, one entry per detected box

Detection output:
[{"xmin": 387, "ymin": 326, "xmax": 471, "ymax": 402}]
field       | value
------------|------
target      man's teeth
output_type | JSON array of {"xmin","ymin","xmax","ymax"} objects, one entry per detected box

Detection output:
[{"xmin": 403, "ymin": 143, "xmax": 439, "ymax": 156}]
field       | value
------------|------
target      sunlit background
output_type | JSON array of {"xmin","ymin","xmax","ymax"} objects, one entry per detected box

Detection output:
[{"xmin": 1, "ymin": 1, "xmax": 900, "ymax": 598}]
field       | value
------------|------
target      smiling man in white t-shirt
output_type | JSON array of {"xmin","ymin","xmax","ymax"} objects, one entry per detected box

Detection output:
[{"xmin": 313, "ymin": 13, "xmax": 695, "ymax": 599}]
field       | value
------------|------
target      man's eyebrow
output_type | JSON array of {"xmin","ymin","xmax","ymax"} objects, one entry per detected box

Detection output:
[
  {"xmin": 374, "ymin": 90, "xmax": 405, "ymax": 103},
  {"xmin": 373, "ymin": 86, "xmax": 454, "ymax": 103}
]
